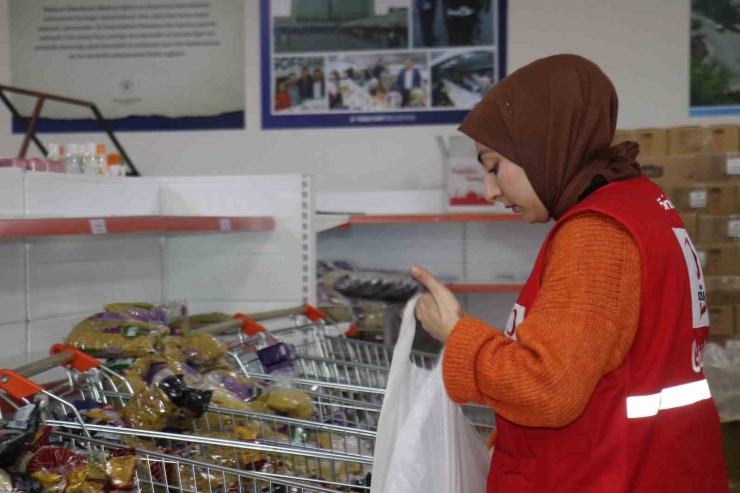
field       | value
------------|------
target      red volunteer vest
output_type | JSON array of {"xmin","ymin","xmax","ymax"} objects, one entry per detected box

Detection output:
[{"xmin": 489, "ymin": 177, "xmax": 728, "ymax": 493}]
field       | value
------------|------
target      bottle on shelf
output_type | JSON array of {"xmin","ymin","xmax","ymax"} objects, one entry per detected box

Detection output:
[
  {"xmin": 95, "ymin": 144, "xmax": 107, "ymax": 175},
  {"xmin": 107, "ymin": 153, "xmax": 124, "ymax": 177},
  {"xmin": 82, "ymin": 143, "xmax": 99, "ymax": 175},
  {"xmin": 45, "ymin": 143, "xmax": 67, "ymax": 173},
  {"xmin": 66, "ymin": 144, "xmax": 83, "ymax": 174}
]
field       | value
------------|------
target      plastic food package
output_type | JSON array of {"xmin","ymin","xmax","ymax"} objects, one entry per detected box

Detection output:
[
  {"xmin": 316, "ymin": 284, "xmax": 354, "ymax": 323},
  {"xmin": 148, "ymin": 360, "xmax": 204, "ymax": 388},
  {"xmin": 105, "ymin": 448, "xmax": 136, "ymax": 489},
  {"xmin": 331, "ymin": 270, "xmax": 420, "ymax": 303},
  {"xmin": 704, "ymin": 340, "xmax": 740, "ymax": 421},
  {"xmin": 112, "ymin": 300, "xmax": 189, "ymax": 330},
  {"xmin": 203, "ymin": 370, "xmax": 264, "ymax": 401},
  {"xmin": 197, "ymin": 389, "xmax": 270, "ymax": 431},
  {"xmin": 371, "ymin": 296, "xmax": 489, "ymax": 493},
  {"xmin": 174, "ymin": 332, "xmax": 227, "ymax": 367},
  {"xmin": 260, "ymin": 387, "xmax": 313, "ymax": 420},
  {"xmin": 27, "ymin": 446, "xmax": 89, "ymax": 493},
  {"xmin": 0, "ymin": 470, "xmax": 42, "ymax": 493},
  {"xmin": 65, "ymin": 311, "xmax": 169, "ymax": 357},
  {"xmin": 122, "ymin": 386, "xmax": 177, "ymax": 431}
]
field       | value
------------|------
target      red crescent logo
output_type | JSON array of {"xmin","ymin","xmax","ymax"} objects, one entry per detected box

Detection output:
[
  {"xmin": 505, "ymin": 309, "xmax": 518, "ymax": 337},
  {"xmin": 685, "ymin": 238, "xmax": 701, "ymax": 280}
]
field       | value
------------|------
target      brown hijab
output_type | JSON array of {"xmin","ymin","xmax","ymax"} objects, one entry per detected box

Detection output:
[{"xmin": 458, "ymin": 54, "xmax": 641, "ymax": 220}]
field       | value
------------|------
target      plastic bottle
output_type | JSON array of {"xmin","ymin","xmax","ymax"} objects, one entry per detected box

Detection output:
[
  {"xmin": 107, "ymin": 153, "xmax": 123, "ymax": 177},
  {"xmin": 25, "ymin": 157, "xmax": 47, "ymax": 172},
  {"xmin": 95, "ymin": 144, "xmax": 107, "ymax": 175},
  {"xmin": 46, "ymin": 143, "xmax": 67, "ymax": 173},
  {"xmin": 66, "ymin": 144, "xmax": 83, "ymax": 174},
  {"xmin": 82, "ymin": 143, "xmax": 99, "ymax": 175}
]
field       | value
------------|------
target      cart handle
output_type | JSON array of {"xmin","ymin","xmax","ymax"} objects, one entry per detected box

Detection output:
[
  {"xmin": 0, "ymin": 345, "xmax": 101, "ymax": 400},
  {"xmin": 198, "ymin": 304, "xmax": 329, "ymax": 337}
]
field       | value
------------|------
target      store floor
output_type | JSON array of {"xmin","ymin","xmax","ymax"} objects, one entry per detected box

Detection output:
[{"xmin": 725, "ymin": 422, "xmax": 740, "ymax": 492}]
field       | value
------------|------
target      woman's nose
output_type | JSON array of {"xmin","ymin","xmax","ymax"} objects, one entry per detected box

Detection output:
[{"xmin": 484, "ymin": 176, "xmax": 501, "ymax": 203}]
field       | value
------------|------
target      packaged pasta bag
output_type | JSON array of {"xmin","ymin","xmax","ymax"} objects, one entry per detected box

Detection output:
[
  {"xmin": 26, "ymin": 446, "xmax": 89, "ymax": 493},
  {"xmin": 105, "ymin": 448, "xmax": 136, "ymax": 490},
  {"xmin": 121, "ymin": 385, "xmax": 177, "ymax": 431},
  {"xmin": 258, "ymin": 380, "xmax": 313, "ymax": 420},
  {"xmin": 196, "ymin": 388, "xmax": 269, "ymax": 431},
  {"xmin": 113, "ymin": 300, "xmax": 189, "ymax": 333},
  {"xmin": 203, "ymin": 369, "xmax": 264, "ymax": 402},
  {"xmin": 65, "ymin": 311, "xmax": 169, "ymax": 358},
  {"xmin": 174, "ymin": 332, "xmax": 227, "ymax": 368},
  {"xmin": 103, "ymin": 302, "xmax": 154, "ymax": 313},
  {"xmin": 148, "ymin": 360, "xmax": 204, "ymax": 388}
]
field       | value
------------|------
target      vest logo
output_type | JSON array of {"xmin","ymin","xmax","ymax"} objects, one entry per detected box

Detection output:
[
  {"xmin": 692, "ymin": 339, "xmax": 706, "ymax": 373},
  {"xmin": 504, "ymin": 303, "xmax": 526, "ymax": 341},
  {"xmin": 656, "ymin": 194, "xmax": 675, "ymax": 211},
  {"xmin": 673, "ymin": 228, "xmax": 709, "ymax": 328}
]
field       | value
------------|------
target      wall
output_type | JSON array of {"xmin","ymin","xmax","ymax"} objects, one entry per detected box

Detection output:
[{"xmin": 0, "ymin": 0, "xmax": 737, "ymax": 193}]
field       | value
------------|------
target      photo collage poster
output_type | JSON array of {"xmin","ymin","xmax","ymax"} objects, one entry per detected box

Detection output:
[
  {"xmin": 690, "ymin": 0, "xmax": 740, "ymax": 116},
  {"xmin": 261, "ymin": 0, "xmax": 507, "ymax": 129}
]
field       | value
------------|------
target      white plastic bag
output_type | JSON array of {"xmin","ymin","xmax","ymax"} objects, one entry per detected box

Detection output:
[{"xmin": 371, "ymin": 295, "xmax": 490, "ymax": 493}]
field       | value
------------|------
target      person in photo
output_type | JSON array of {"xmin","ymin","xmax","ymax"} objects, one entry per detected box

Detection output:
[
  {"xmin": 275, "ymin": 80, "xmax": 292, "ymax": 111},
  {"xmin": 444, "ymin": 0, "xmax": 479, "ymax": 45},
  {"xmin": 328, "ymin": 71, "xmax": 344, "ymax": 109},
  {"xmin": 297, "ymin": 66, "xmax": 315, "ymax": 101},
  {"xmin": 313, "ymin": 68, "xmax": 326, "ymax": 99},
  {"xmin": 287, "ymin": 73, "xmax": 301, "ymax": 107},
  {"xmin": 417, "ymin": 0, "xmax": 438, "ymax": 46},
  {"xmin": 396, "ymin": 57, "xmax": 423, "ymax": 107}
]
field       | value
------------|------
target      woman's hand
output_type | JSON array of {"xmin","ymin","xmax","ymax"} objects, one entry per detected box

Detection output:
[{"xmin": 410, "ymin": 266, "xmax": 464, "ymax": 343}]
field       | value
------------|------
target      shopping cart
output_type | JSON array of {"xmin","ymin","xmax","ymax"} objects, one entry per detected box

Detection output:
[
  {"xmin": 0, "ymin": 346, "xmax": 375, "ymax": 493},
  {"xmin": 196, "ymin": 305, "xmax": 496, "ymax": 441}
]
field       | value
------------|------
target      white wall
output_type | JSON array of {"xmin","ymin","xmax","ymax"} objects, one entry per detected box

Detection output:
[{"xmin": 0, "ymin": 0, "xmax": 737, "ymax": 192}]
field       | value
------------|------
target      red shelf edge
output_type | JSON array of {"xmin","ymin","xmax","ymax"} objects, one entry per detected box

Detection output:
[
  {"xmin": 348, "ymin": 213, "xmax": 523, "ymax": 225},
  {"xmin": 447, "ymin": 284, "xmax": 524, "ymax": 293},
  {"xmin": 0, "ymin": 216, "xmax": 275, "ymax": 237}
]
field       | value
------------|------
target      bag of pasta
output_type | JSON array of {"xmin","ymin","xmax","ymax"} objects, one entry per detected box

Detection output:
[
  {"xmin": 196, "ymin": 389, "xmax": 269, "ymax": 431},
  {"xmin": 109, "ymin": 300, "xmax": 189, "ymax": 332},
  {"xmin": 65, "ymin": 312, "xmax": 169, "ymax": 358},
  {"xmin": 203, "ymin": 369, "xmax": 264, "ymax": 402},
  {"xmin": 258, "ymin": 386, "xmax": 313, "ymax": 420},
  {"xmin": 122, "ymin": 375, "xmax": 211, "ymax": 431},
  {"xmin": 171, "ymin": 332, "xmax": 227, "ymax": 368}
]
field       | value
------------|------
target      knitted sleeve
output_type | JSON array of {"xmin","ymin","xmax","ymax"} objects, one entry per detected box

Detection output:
[{"xmin": 442, "ymin": 211, "xmax": 641, "ymax": 428}]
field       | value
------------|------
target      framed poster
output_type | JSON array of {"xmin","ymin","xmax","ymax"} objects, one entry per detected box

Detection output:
[
  {"xmin": 690, "ymin": 0, "xmax": 740, "ymax": 116},
  {"xmin": 8, "ymin": 0, "xmax": 245, "ymax": 132},
  {"xmin": 261, "ymin": 0, "xmax": 507, "ymax": 129}
]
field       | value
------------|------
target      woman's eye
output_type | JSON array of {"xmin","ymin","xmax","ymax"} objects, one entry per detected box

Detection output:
[{"xmin": 488, "ymin": 164, "xmax": 498, "ymax": 175}]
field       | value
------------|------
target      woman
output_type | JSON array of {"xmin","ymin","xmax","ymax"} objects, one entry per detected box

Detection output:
[
  {"xmin": 274, "ymin": 81, "xmax": 291, "ymax": 111},
  {"xmin": 411, "ymin": 54, "xmax": 729, "ymax": 492}
]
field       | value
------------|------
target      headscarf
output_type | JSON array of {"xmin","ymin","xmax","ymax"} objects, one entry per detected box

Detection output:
[{"xmin": 458, "ymin": 54, "xmax": 642, "ymax": 220}]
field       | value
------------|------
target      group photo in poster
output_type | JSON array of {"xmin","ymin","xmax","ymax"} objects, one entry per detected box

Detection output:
[
  {"xmin": 8, "ymin": 0, "xmax": 246, "ymax": 132},
  {"xmin": 261, "ymin": 0, "xmax": 506, "ymax": 129},
  {"xmin": 327, "ymin": 53, "xmax": 429, "ymax": 111},
  {"xmin": 690, "ymin": 0, "xmax": 740, "ymax": 115}
]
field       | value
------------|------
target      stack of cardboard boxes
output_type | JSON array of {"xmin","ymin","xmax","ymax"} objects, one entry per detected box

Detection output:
[{"xmin": 614, "ymin": 125, "xmax": 740, "ymax": 338}]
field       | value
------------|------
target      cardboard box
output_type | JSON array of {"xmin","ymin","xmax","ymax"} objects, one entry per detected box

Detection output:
[
  {"xmin": 706, "ymin": 276, "xmax": 740, "ymax": 306},
  {"xmin": 671, "ymin": 184, "xmax": 739, "ymax": 215},
  {"xmin": 696, "ymin": 244, "xmax": 740, "ymax": 276},
  {"xmin": 680, "ymin": 213, "xmax": 698, "ymax": 240},
  {"xmin": 668, "ymin": 125, "xmax": 740, "ymax": 155},
  {"xmin": 709, "ymin": 305, "xmax": 735, "ymax": 336},
  {"xmin": 641, "ymin": 155, "xmax": 714, "ymax": 188},
  {"xmin": 708, "ymin": 125, "xmax": 740, "ymax": 154},
  {"xmin": 613, "ymin": 129, "xmax": 634, "ymax": 146},
  {"xmin": 669, "ymin": 126, "xmax": 710, "ymax": 155},
  {"xmin": 698, "ymin": 215, "xmax": 740, "ymax": 243},
  {"xmin": 634, "ymin": 128, "xmax": 668, "ymax": 156}
]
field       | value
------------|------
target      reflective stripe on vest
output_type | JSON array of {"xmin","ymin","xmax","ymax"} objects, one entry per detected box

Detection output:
[{"xmin": 626, "ymin": 379, "xmax": 712, "ymax": 419}]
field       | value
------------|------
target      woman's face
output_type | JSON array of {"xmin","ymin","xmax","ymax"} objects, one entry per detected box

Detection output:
[{"xmin": 475, "ymin": 141, "xmax": 550, "ymax": 223}]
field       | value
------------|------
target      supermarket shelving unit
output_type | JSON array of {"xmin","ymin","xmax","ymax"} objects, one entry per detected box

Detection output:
[
  {"xmin": 0, "ymin": 169, "xmax": 316, "ymax": 376},
  {"xmin": 315, "ymin": 191, "xmax": 551, "ymax": 327}
]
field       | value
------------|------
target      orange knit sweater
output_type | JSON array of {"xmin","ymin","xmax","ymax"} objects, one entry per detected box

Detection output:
[{"xmin": 442, "ymin": 211, "xmax": 642, "ymax": 447}]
